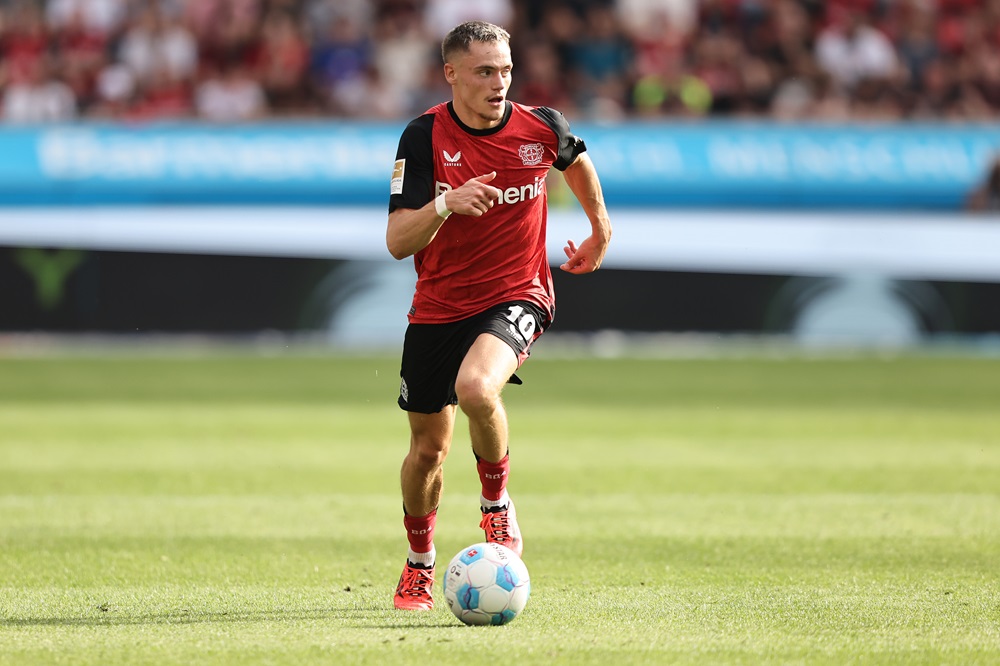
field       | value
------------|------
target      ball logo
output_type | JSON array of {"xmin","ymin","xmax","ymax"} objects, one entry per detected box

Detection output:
[
  {"xmin": 518, "ymin": 143, "xmax": 544, "ymax": 166},
  {"xmin": 466, "ymin": 548, "xmax": 478, "ymax": 557}
]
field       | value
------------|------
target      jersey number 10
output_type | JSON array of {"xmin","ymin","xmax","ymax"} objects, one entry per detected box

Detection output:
[{"xmin": 505, "ymin": 305, "xmax": 537, "ymax": 341}]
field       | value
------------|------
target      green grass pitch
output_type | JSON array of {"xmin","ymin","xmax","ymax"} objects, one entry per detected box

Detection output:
[{"xmin": 1, "ymin": 349, "xmax": 998, "ymax": 664}]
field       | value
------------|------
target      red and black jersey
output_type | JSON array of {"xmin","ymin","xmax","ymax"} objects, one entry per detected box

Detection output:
[{"xmin": 389, "ymin": 101, "xmax": 586, "ymax": 324}]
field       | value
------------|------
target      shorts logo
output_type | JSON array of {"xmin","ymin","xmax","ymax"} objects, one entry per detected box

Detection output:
[
  {"xmin": 400, "ymin": 378, "xmax": 409, "ymax": 402},
  {"xmin": 518, "ymin": 143, "xmax": 544, "ymax": 166},
  {"xmin": 443, "ymin": 150, "xmax": 462, "ymax": 166},
  {"xmin": 390, "ymin": 159, "xmax": 405, "ymax": 195}
]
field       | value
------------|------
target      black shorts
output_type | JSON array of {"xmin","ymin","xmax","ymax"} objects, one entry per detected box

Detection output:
[{"xmin": 398, "ymin": 300, "xmax": 551, "ymax": 414}]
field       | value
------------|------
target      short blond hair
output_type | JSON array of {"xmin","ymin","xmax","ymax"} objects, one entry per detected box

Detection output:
[{"xmin": 441, "ymin": 21, "xmax": 510, "ymax": 63}]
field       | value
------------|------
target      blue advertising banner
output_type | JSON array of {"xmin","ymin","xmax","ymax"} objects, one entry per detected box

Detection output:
[
  {"xmin": 0, "ymin": 121, "xmax": 998, "ymax": 208},
  {"xmin": 582, "ymin": 122, "xmax": 1000, "ymax": 208},
  {"xmin": 0, "ymin": 124, "xmax": 400, "ymax": 205}
]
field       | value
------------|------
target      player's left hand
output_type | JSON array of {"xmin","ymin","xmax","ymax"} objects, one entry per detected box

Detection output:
[{"xmin": 560, "ymin": 236, "xmax": 608, "ymax": 274}]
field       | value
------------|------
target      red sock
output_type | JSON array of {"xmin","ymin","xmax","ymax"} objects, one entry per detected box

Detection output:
[
  {"xmin": 477, "ymin": 454, "xmax": 510, "ymax": 502},
  {"xmin": 403, "ymin": 509, "xmax": 436, "ymax": 554}
]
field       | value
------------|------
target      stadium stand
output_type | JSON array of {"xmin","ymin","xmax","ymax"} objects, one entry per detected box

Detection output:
[{"xmin": 2, "ymin": 0, "xmax": 999, "ymax": 123}]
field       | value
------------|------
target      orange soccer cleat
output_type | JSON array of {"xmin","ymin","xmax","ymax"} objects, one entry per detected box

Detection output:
[
  {"xmin": 479, "ymin": 498, "xmax": 523, "ymax": 557},
  {"xmin": 393, "ymin": 561, "xmax": 435, "ymax": 610}
]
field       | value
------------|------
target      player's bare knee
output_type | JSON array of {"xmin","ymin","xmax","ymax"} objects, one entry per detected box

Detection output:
[
  {"xmin": 408, "ymin": 443, "xmax": 448, "ymax": 472},
  {"xmin": 408, "ymin": 433, "xmax": 450, "ymax": 471},
  {"xmin": 455, "ymin": 376, "xmax": 499, "ymax": 417}
]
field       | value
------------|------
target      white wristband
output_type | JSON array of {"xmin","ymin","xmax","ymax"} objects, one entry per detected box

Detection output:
[{"xmin": 434, "ymin": 192, "xmax": 452, "ymax": 219}]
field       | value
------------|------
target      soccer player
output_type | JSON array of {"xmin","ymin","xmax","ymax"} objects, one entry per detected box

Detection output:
[{"xmin": 387, "ymin": 20, "xmax": 612, "ymax": 610}]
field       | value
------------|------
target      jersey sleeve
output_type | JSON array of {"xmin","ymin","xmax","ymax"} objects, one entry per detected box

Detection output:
[
  {"xmin": 530, "ymin": 106, "xmax": 587, "ymax": 171},
  {"xmin": 389, "ymin": 114, "xmax": 436, "ymax": 213}
]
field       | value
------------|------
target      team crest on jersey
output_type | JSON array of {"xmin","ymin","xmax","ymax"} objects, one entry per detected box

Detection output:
[
  {"xmin": 443, "ymin": 149, "xmax": 462, "ymax": 166},
  {"xmin": 518, "ymin": 143, "xmax": 544, "ymax": 166}
]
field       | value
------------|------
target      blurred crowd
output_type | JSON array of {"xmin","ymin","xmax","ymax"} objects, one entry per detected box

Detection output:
[{"xmin": 2, "ymin": 0, "xmax": 999, "ymax": 124}]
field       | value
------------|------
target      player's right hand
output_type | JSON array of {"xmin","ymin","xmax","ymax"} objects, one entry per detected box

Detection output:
[{"xmin": 447, "ymin": 172, "xmax": 501, "ymax": 217}]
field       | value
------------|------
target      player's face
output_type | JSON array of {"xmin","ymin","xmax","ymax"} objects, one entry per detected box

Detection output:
[{"xmin": 445, "ymin": 40, "xmax": 512, "ymax": 130}]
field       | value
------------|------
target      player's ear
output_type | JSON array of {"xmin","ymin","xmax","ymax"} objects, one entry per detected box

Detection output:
[{"xmin": 443, "ymin": 63, "xmax": 456, "ymax": 85}]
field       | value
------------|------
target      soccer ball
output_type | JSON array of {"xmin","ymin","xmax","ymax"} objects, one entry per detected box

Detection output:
[{"xmin": 443, "ymin": 542, "xmax": 530, "ymax": 626}]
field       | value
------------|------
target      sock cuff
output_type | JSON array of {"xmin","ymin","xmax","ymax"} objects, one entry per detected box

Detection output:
[
  {"xmin": 477, "ymin": 454, "xmax": 510, "ymax": 502},
  {"xmin": 476, "ymin": 452, "xmax": 509, "ymax": 467},
  {"xmin": 403, "ymin": 509, "xmax": 437, "ymax": 553},
  {"xmin": 408, "ymin": 547, "xmax": 436, "ymax": 567},
  {"xmin": 480, "ymin": 490, "xmax": 510, "ymax": 510}
]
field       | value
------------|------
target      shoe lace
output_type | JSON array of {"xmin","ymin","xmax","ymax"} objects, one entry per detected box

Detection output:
[
  {"xmin": 397, "ymin": 566, "xmax": 434, "ymax": 598},
  {"xmin": 480, "ymin": 508, "xmax": 512, "ymax": 543}
]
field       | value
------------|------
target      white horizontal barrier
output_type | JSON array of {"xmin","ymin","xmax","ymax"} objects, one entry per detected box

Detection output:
[{"xmin": 1, "ymin": 206, "xmax": 999, "ymax": 282}]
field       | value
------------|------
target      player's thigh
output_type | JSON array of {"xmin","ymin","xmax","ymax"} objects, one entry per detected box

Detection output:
[
  {"xmin": 456, "ymin": 300, "xmax": 550, "ymax": 397},
  {"xmin": 456, "ymin": 333, "xmax": 520, "ymax": 398},
  {"xmin": 407, "ymin": 405, "xmax": 457, "ymax": 456}
]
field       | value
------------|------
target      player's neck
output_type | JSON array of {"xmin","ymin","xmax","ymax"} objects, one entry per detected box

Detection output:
[{"xmin": 447, "ymin": 101, "xmax": 511, "ymax": 134}]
